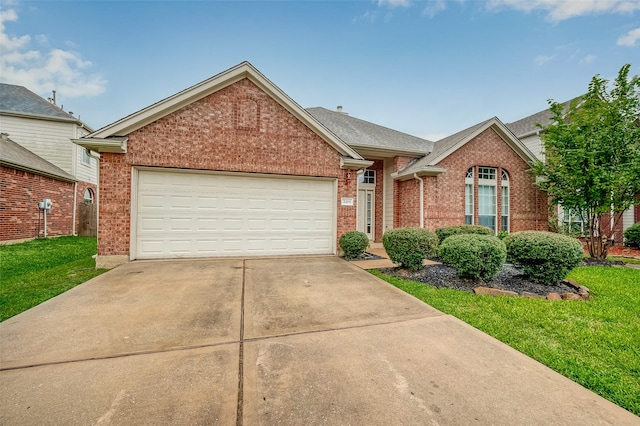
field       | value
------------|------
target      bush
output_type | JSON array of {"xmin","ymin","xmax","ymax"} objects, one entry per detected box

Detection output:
[
  {"xmin": 623, "ymin": 222, "xmax": 640, "ymax": 249},
  {"xmin": 435, "ymin": 225, "xmax": 494, "ymax": 244},
  {"xmin": 339, "ymin": 231, "xmax": 369, "ymax": 260},
  {"xmin": 504, "ymin": 231, "xmax": 583, "ymax": 285},
  {"xmin": 382, "ymin": 227, "xmax": 438, "ymax": 271},
  {"xmin": 439, "ymin": 234, "xmax": 506, "ymax": 281}
]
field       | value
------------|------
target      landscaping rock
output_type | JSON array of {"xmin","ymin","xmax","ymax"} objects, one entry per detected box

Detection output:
[
  {"xmin": 521, "ymin": 292, "xmax": 545, "ymax": 299},
  {"xmin": 561, "ymin": 293, "xmax": 584, "ymax": 301},
  {"xmin": 474, "ymin": 287, "xmax": 518, "ymax": 297},
  {"xmin": 546, "ymin": 292, "xmax": 562, "ymax": 301}
]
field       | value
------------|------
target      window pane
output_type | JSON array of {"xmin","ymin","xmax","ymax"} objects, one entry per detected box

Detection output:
[
  {"xmin": 478, "ymin": 167, "xmax": 496, "ymax": 180},
  {"xmin": 466, "ymin": 215, "xmax": 473, "ymax": 225},
  {"xmin": 465, "ymin": 184, "xmax": 473, "ymax": 215},
  {"xmin": 501, "ymin": 186, "xmax": 509, "ymax": 215},
  {"xmin": 478, "ymin": 215, "xmax": 495, "ymax": 231},
  {"xmin": 478, "ymin": 185, "xmax": 496, "ymax": 215},
  {"xmin": 501, "ymin": 216, "xmax": 508, "ymax": 232}
]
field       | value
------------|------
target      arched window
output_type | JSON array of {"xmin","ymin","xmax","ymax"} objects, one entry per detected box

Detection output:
[
  {"xmin": 464, "ymin": 167, "xmax": 510, "ymax": 234},
  {"xmin": 465, "ymin": 168, "xmax": 474, "ymax": 224},
  {"xmin": 83, "ymin": 188, "xmax": 94, "ymax": 204},
  {"xmin": 501, "ymin": 170, "xmax": 509, "ymax": 232}
]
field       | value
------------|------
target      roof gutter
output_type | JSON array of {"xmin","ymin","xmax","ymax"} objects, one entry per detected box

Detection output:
[
  {"xmin": 391, "ymin": 165, "xmax": 446, "ymax": 181},
  {"xmin": 0, "ymin": 160, "xmax": 77, "ymax": 183},
  {"xmin": 340, "ymin": 157, "xmax": 374, "ymax": 170},
  {"xmin": 72, "ymin": 137, "xmax": 128, "ymax": 153}
]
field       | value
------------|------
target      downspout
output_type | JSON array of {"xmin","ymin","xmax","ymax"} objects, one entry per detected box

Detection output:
[
  {"xmin": 72, "ymin": 182, "xmax": 77, "ymax": 235},
  {"xmin": 413, "ymin": 173, "xmax": 424, "ymax": 228}
]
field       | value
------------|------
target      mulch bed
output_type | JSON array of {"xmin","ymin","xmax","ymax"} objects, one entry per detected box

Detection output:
[{"xmin": 378, "ymin": 257, "xmax": 625, "ymax": 297}]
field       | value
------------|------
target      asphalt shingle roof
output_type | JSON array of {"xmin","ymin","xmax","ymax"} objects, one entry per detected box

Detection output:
[
  {"xmin": 0, "ymin": 83, "xmax": 77, "ymax": 121},
  {"xmin": 306, "ymin": 107, "xmax": 433, "ymax": 155},
  {"xmin": 506, "ymin": 98, "xmax": 579, "ymax": 137},
  {"xmin": 0, "ymin": 135, "xmax": 76, "ymax": 182}
]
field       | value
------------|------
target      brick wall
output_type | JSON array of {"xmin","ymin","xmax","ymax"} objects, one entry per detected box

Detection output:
[
  {"xmin": 396, "ymin": 127, "xmax": 548, "ymax": 233},
  {"xmin": 75, "ymin": 181, "xmax": 97, "ymax": 232},
  {"xmin": 0, "ymin": 166, "xmax": 74, "ymax": 241},
  {"xmin": 98, "ymin": 78, "xmax": 353, "ymax": 256}
]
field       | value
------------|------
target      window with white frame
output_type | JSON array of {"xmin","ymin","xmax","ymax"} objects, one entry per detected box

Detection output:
[
  {"xmin": 465, "ymin": 167, "xmax": 474, "ymax": 224},
  {"xmin": 478, "ymin": 167, "xmax": 497, "ymax": 231},
  {"xmin": 501, "ymin": 170, "xmax": 509, "ymax": 232},
  {"xmin": 358, "ymin": 169, "xmax": 375, "ymax": 185},
  {"xmin": 82, "ymin": 148, "xmax": 91, "ymax": 165},
  {"xmin": 465, "ymin": 166, "xmax": 510, "ymax": 234}
]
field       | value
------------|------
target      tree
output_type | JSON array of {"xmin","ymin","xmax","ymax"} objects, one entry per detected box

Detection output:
[{"xmin": 531, "ymin": 64, "xmax": 640, "ymax": 259}]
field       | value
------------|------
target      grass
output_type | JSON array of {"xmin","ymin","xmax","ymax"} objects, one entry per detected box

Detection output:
[
  {"xmin": 0, "ymin": 236, "xmax": 107, "ymax": 322},
  {"xmin": 371, "ymin": 266, "xmax": 640, "ymax": 416},
  {"xmin": 608, "ymin": 256, "xmax": 640, "ymax": 265}
]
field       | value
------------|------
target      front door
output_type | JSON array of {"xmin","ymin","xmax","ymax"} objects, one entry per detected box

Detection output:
[{"xmin": 357, "ymin": 189, "xmax": 375, "ymax": 240}]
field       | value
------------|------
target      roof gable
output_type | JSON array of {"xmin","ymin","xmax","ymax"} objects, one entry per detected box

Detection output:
[
  {"xmin": 396, "ymin": 117, "xmax": 537, "ymax": 178},
  {"xmin": 0, "ymin": 134, "xmax": 76, "ymax": 182},
  {"xmin": 87, "ymin": 62, "xmax": 364, "ymax": 160},
  {"xmin": 307, "ymin": 107, "xmax": 432, "ymax": 157}
]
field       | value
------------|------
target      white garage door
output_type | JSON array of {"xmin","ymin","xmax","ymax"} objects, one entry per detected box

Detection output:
[{"xmin": 134, "ymin": 169, "xmax": 336, "ymax": 259}]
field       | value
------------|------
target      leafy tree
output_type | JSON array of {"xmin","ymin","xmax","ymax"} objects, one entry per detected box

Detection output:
[{"xmin": 531, "ymin": 64, "xmax": 640, "ymax": 259}]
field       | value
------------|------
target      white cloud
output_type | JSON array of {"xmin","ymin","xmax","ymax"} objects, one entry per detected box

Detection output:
[
  {"xmin": 486, "ymin": 0, "xmax": 640, "ymax": 21},
  {"xmin": 617, "ymin": 27, "xmax": 640, "ymax": 46},
  {"xmin": 377, "ymin": 0, "xmax": 410, "ymax": 8},
  {"xmin": 422, "ymin": 0, "xmax": 447, "ymax": 18},
  {"xmin": 534, "ymin": 54, "xmax": 553, "ymax": 66},
  {"xmin": 0, "ymin": 7, "xmax": 106, "ymax": 98},
  {"xmin": 581, "ymin": 54, "xmax": 597, "ymax": 64}
]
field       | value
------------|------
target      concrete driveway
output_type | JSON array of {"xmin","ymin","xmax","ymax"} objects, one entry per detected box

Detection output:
[{"xmin": 1, "ymin": 257, "xmax": 637, "ymax": 425}]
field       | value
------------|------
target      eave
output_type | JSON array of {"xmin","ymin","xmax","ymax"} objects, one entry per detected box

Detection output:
[
  {"xmin": 340, "ymin": 157, "xmax": 374, "ymax": 170},
  {"xmin": 0, "ymin": 159, "xmax": 77, "ymax": 183},
  {"xmin": 350, "ymin": 145, "xmax": 428, "ymax": 159},
  {"xmin": 72, "ymin": 137, "xmax": 128, "ymax": 153},
  {"xmin": 391, "ymin": 166, "xmax": 446, "ymax": 180}
]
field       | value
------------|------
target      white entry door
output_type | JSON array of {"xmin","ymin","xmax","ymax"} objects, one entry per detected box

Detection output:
[{"xmin": 134, "ymin": 169, "xmax": 336, "ymax": 259}]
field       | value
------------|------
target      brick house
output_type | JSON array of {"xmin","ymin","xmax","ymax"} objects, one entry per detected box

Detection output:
[
  {"xmin": 75, "ymin": 62, "xmax": 547, "ymax": 268},
  {"xmin": 0, "ymin": 84, "xmax": 98, "ymax": 240},
  {"xmin": 0, "ymin": 134, "xmax": 77, "ymax": 240}
]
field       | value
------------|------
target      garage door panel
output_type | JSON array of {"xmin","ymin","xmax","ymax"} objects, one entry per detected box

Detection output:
[{"xmin": 135, "ymin": 170, "xmax": 335, "ymax": 259}]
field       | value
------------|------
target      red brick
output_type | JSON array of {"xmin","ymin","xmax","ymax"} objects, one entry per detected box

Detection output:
[{"xmin": 98, "ymin": 78, "xmax": 355, "ymax": 256}]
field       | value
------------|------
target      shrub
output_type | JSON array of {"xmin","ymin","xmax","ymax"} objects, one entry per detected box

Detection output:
[
  {"xmin": 435, "ymin": 225, "xmax": 494, "ymax": 244},
  {"xmin": 382, "ymin": 227, "xmax": 438, "ymax": 271},
  {"xmin": 339, "ymin": 231, "xmax": 369, "ymax": 260},
  {"xmin": 623, "ymin": 222, "xmax": 640, "ymax": 249},
  {"xmin": 439, "ymin": 234, "xmax": 506, "ymax": 281},
  {"xmin": 504, "ymin": 231, "xmax": 583, "ymax": 285}
]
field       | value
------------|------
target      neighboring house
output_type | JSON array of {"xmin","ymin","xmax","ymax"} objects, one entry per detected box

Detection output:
[
  {"xmin": 0, "ymin": 83, "xmax": 98, "ymax": 240},
  {"xmin": 507, "ymin": 102, "xmax": 639, "ymax": 243},
  {"xmin": 75, "ymin": 62, "xmax": 547, "ymax": 268},
  {"xmin": 0, "ymin": 134, "xmax": 77, "ymax": 240}
]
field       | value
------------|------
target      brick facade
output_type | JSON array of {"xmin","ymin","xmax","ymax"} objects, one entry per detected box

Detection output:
[
  {"xmin": 394, "ymin": 128, "xmax": 547, "ymax": 233},
  {"xmin": 0, "ymin": 165, "xmax": 75, "ymax": 241},
  {"xmin": 98, "ymin": 78, "xmax": 355, "ymax": 256}
]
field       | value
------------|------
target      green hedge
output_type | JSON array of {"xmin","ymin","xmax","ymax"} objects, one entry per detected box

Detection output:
[
  {"xmin": 439, "ymin": 234, "xmax": 506, "ymax": 281},
  {"xmin": 623, "ymin": 222, "xmax": 640, "ymax": 249},
  {"xmin": 382, "ymin": 227, "xmax": 438, "ymax": 271},
  {"xmin": 339, "ymin": 231, "xmax": 369, "ymax": 260},
  {"xmin": 435, "ymin": 225, "xmax": 494, "ymax": 244},
  {"xmin": 504, "ymin": 231, "xmax": 583, "ymax": 285}
]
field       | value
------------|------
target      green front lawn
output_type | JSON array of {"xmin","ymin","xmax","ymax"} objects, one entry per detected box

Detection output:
[
  {"xmin": 0, "ymin": 236, "xmax": 107, "ymax": 322},
  {"xmin": 372, "ymin": 266, "xmax": 640, "ymax": 416}
]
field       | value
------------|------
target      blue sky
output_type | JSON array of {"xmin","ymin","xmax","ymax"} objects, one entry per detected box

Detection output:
[{"xmin": 1, "ymin": 0, "xmax": 639, "ymax": 140}]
